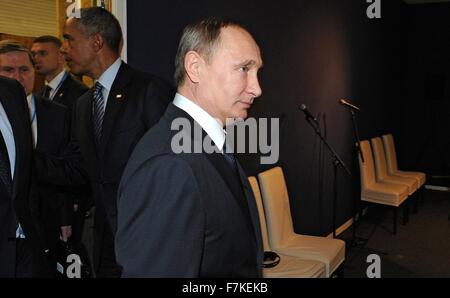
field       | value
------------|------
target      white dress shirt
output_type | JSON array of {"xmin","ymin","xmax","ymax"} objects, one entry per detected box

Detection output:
[
  {"xmin": 96, "ymin": 58, "xmax": 122, "ymax": 112},
  {"xmin": 173, "ymin": 93, "xmax": 226, "ymax": 153},
  {"xmin": 45, "ymin": 70, "xmax": 67, "ymax": 100},
  {"xmin": 26, "ymin": 94, "xmax": 37, "ymax": 148}
]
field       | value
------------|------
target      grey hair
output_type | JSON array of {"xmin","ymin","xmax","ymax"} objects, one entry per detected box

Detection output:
[
  {"xmin": 0, "ymin": 40, "xmax": 35, "ymax": 66},
  {"xmin": 174, "ymin": 17, "xmax": 244, "ymax": 86}
]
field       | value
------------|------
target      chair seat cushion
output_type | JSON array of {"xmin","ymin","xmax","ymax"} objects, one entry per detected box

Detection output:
[
  {"xmin": 273, "ymin": 235, "xmax": 345, "ymax": 277},
  {"xmin": 263, "ymin": 254, "xmax": 326, "ymax": 278},
  {"xmin": 379, "ymin": 174, "xmax": 418, "ymax": 195},
  {"xmin": 362, "ymin": 182, "xmax": 409, "ymax": 206},
  {"xmin": 395, "ymin": 170, "xmax": 426, "ymax": 187}
]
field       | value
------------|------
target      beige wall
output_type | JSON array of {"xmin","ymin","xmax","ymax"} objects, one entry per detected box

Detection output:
[{"xmin": 0, "ymin": 0, "xmax": 57, "ymax": 37}]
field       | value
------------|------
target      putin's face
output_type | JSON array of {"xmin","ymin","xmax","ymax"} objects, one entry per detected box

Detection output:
[{"xmin": 197, "ymin": 26, "xmax": 263, "ymax": 126}]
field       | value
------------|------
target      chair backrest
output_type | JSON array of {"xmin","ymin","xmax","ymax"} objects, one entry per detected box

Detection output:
[
  {"xmin": 248, "ymin": 176, "xmax": 271, "ymax": 252},
  {"xmin": 359, "ymin": 140, "xmax": 377, "ymax": 189},
  {"xmin": 257, "ymin": 167, "xmax": 294, "ymax": 250},
  {"xmin": 382, "ymin": 134, "xmax": 399, "ymax": 175},
  {"xmin": 371, "ymin": 137, "xmax": 389, "ymax": 181}
]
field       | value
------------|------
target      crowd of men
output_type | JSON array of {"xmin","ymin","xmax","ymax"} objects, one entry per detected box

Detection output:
[{"xmin": 0, "ymin": 7, "xmax": 264, "ymax": 278}]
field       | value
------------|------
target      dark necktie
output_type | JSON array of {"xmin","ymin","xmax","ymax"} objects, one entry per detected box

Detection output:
[
  {"xmin": 42, "ymin": 85, "xmax": 52, "ymax": 99},
  {"xmin": 223, "ymin": 141, "xmax": 239, "ymax": 175},
  {"xmin": 92, "ymin": 82, "xmax": 105, "ymax": 143},
  {"xmin": 0, "ymin": 131, "xmax": 12, "ymax": 195},
  {"xmin": 223, "ymin": 151, "xmax": 238, "ymax": 174}
]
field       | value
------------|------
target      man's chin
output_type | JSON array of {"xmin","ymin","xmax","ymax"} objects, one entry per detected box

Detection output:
[{"xmin": 226, "ymin": 113, "xmax": 248, "ymax": 125}]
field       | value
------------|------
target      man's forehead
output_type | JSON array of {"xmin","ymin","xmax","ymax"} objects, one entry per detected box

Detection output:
[
  {"xmin": 33, "ymin": 42, "xmax": 56, "ymax": 49},
  {"xmin": 0, "ymin": 52, "xmax": 33, "ymax": 65}
]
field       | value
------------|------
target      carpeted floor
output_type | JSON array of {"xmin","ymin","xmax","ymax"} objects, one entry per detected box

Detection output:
[{"xmin": 341, "ymin": 190, "xmax": 450, "ymax": 278}]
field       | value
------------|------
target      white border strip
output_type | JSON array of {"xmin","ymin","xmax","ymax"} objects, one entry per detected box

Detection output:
[{"xmin": 111, "ymin": 0, "xmax": 127, "ymax": 62}]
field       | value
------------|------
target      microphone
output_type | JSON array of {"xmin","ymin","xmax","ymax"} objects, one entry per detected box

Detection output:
[
  {"xmin": 299, "ymin": 104, "xmax": 318, "ymax": 123},
  {"xmin": 339, "ymin": 99, "xmax": 360, "ymax": 112}
]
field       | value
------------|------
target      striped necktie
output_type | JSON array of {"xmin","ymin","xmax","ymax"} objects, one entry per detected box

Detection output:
[{"xmin": 92, "ymin": 82, "xmax": 105, "ymax": 144}]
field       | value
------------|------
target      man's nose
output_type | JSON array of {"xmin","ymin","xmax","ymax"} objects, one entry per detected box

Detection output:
[
  {"xmin": 10, "ymin": 70, "xmax": 20, "ymax": 81},
  {"xmin": 248, "ymin": 74, "xmax": 262, "ymax": 98},
  {"xmin": 60, "ymin": 42, "xmax": 68, "ymax": 55}
]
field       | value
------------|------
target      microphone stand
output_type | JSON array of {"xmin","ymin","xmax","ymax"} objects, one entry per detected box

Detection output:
[
  {"xmin": 304, "ymin": 115, "xmax": 351, "ymax": 238},
  {"xmin": 348, "ymin": 110, "xmax": 368, "ymax": 247}
]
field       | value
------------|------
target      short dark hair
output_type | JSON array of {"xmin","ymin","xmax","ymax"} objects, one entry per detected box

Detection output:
[
  {"xmin": 174, "ymin": 17, "xmax": 245, "ymax": 86},
  {"xmin": 33, "ymin": 35, "xmax": 62, "ymax": 48},
  {"xmin": 75, "ymin": 7, "xmax": 123, "ymax": 53},
  {"xmin": 0, "ymin": 40, "xmax": 35, "ymax": 66}
]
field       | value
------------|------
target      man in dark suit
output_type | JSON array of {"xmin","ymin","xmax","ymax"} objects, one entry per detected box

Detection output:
[
  {"xmin": 31, "ymin": 35, "xmax": 89, "ymax": 247},
  {"xmin": 35, "ymin": 7, "xmax": 172, "ymax": 277},
  {"xmin": 0, "ymin": 40, "xmax": 70, "ymax": 276},
  {"xmin": 115, "ymin": 17, "xmax": 264, "ymax": 277},
  {"xmin": 0, "ymin": 75, "xmax": 44, "ymax": 277}
]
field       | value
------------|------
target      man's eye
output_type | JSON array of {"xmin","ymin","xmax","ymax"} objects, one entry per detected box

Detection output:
[{"xmin": 239, "ymin": 66, "xmax": 249, "ymax": 72}]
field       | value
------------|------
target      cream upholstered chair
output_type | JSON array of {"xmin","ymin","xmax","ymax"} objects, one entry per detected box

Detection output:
[
  {"xmin": 382, "ymin": 134, "xmax": 426, "ymax": 187},
  {"xmin": 359, "ymin": 140, "xmax": 409, "ymax": 234},
  {"xmin": 248, "ymin": 177, "xmax": 326, "ymax": 278},
  {"xmin": 257, "ymin": 167, "xmax": 345, "ymax": 277},
  {"xmin": 371, "ymin": 137, "xmax": 418, "ymax": 195}
]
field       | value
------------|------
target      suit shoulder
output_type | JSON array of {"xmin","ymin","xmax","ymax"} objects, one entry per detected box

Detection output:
[
  {"xmin": 126, "ymin": 65, "xmax": 174, "ymax": 91},
  {"xmin": 64, "ymin": 75, "xmax": 89, "ymax": 94}
]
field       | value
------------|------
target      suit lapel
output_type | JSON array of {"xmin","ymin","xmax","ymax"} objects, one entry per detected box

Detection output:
[
  {"xmin": 35, "ymin": 96, "xmax": 43, "ymax": 150},
  {"xmin": 237, "ymin": 162, "xmax": 264, "ymax": 262},
  {"xmin": 53, "ymin": 76, "xmax": 69, "ymax": 105},
  {"xmin": 98, "ymin": 63, "xmax": 130, "ymax": 156},
  {"xmin": 80, "ymin": 89, "xmax": 97, "ymax": 156}
]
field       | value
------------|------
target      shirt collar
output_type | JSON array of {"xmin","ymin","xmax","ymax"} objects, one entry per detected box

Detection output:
[
  {"xmin": 46, "ymin": 70, "xmax": 66, "ymax": 90},
  {"xmin": 96, "ymin": 58, "xmax": 122, "ymax": 91},
  {"xmin": 173, "ymin": 93, "xmax": 226, "ymax": 152},
  {"xmin": 26, "ymin": 94, "xmax": 33, "ymax": 107}
]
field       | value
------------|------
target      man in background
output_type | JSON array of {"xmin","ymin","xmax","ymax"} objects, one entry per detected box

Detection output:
[
  {"xmin": 35, "ymin": 7, "xmax": 173, "ymax": 277},
  {"xmin": 31, "ymin": 35, "xmax": 90, "ymax": 248},
  {"xmin": 0, "ymin": 70, "xmax": 41, "ymax": 277},
  {"xmin": 0, "ymin": 40, "xmax": 70, "ymax": 276}
]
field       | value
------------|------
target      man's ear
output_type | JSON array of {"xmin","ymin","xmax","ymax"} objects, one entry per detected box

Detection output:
[
  {"xmin": 91, "ymin": 33, "xmax": 104, "ymax": 52},
  {"xmin": 184, "ymin": 51, "xmax": 203, "ymax": 84}
]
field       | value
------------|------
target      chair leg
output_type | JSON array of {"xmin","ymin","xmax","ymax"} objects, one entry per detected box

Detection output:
[
  {"xmin": 402, "ymin": 202, "xmax": 409, "ymax": 224},
  {"xmin": 393, "ymin": 207, "xmax": 397, "ymax": 235},
  {"xmin": 412, "ymin": 193, "xmax": 418, "ymax": 214},
  {"xmin": 419, "ymin": 187, "xmax": 425, "ymax": 206}
]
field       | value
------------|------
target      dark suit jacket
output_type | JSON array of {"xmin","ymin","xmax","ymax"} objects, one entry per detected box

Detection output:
[
  {"xmin": 0, "ymin": 77, "xmax": 42, "ymax": 277},
  {"xmin": 35, "ymin": 62, "xmax": 173, "ymax": 267},
  {"xmin": 116, "ymin": 103, "xmax": 263, "ymax": 277},
  {"xmin": 40, "ymin": 73, "xmax": 90, "ymax": 230},
  {"xmin": 31, "ymin": 96, "xmax": 70, "ymax": 254}
]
